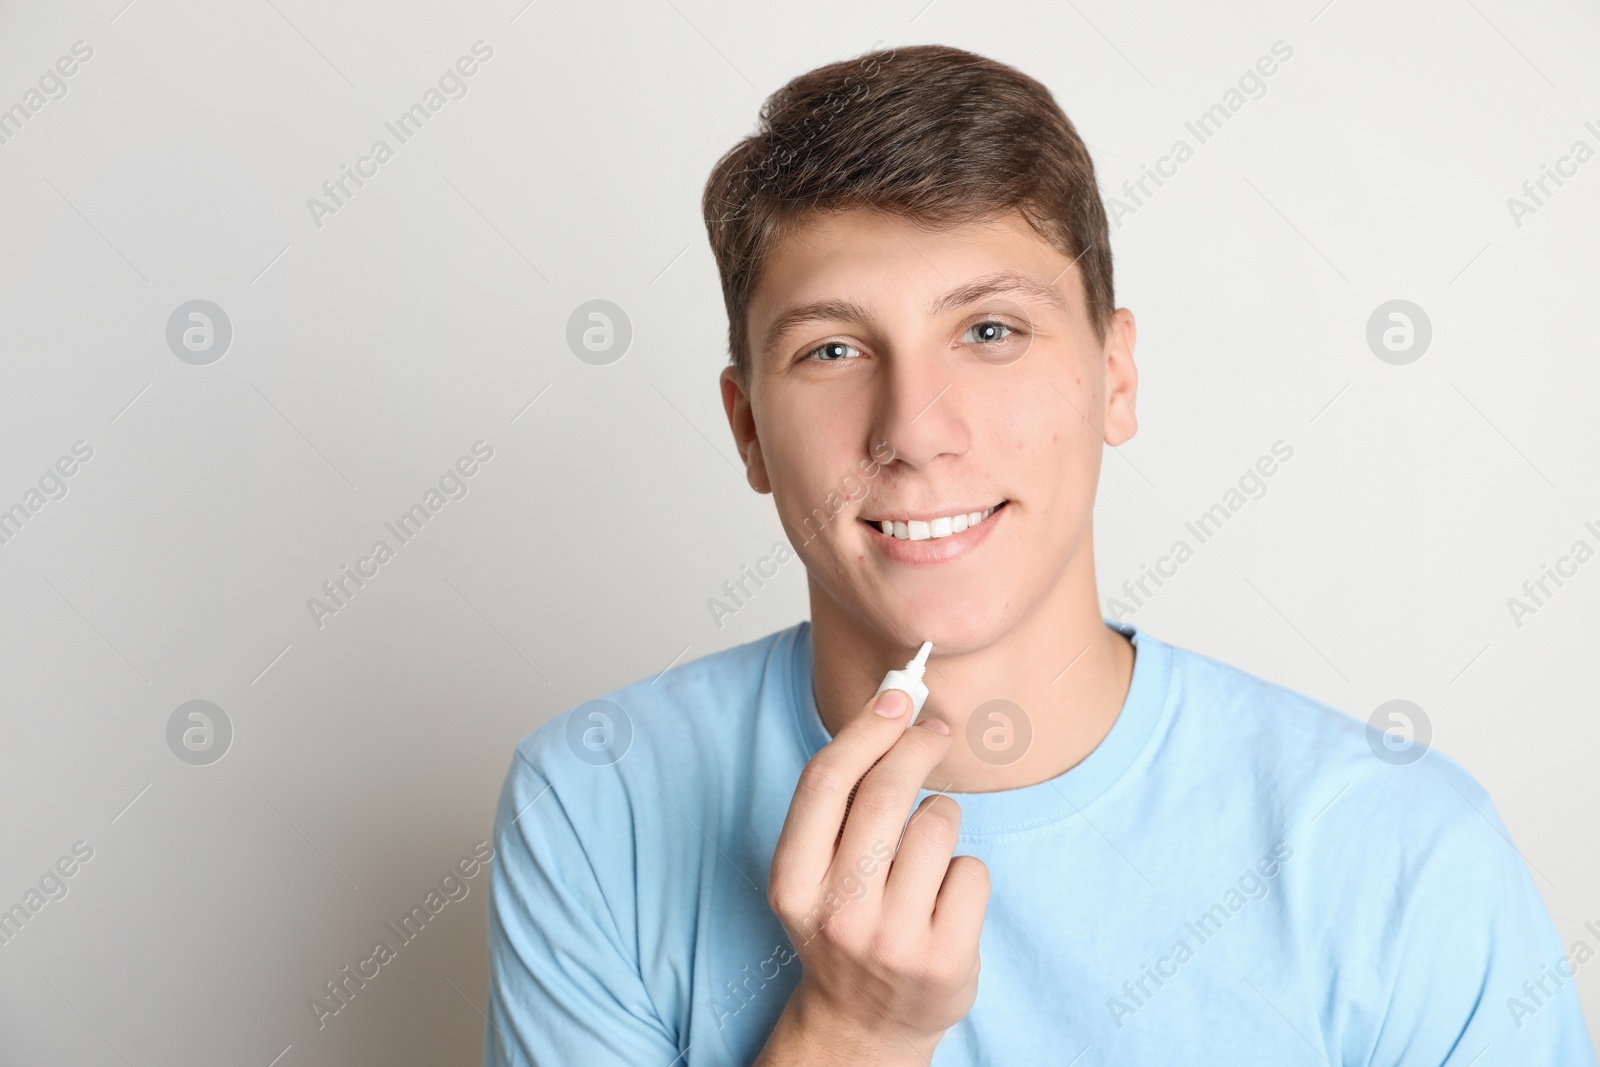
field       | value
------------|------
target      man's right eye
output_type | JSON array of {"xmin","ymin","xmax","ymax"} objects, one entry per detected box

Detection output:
[{"xmin": 805, "ymin": 341, "xmax": 863, "ymax": 363}]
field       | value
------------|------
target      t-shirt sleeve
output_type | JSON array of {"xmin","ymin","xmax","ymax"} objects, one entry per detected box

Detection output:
[
  {"xmin": 482, "ymin": 748, "xmax": 682, "ymax": 1066},
  {"xmin": 1362, "ymin": 774, "xmax": 1597, "ymax": 1066}
]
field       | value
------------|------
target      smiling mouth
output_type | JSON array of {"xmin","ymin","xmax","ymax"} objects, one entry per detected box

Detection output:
[{"xmin": 860, "ymin": 501, "xmax": 1008, "ymax": 541}]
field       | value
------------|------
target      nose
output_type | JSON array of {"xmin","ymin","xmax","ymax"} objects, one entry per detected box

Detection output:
[{"xmin": 871, "ymin": 349, "xmax": 970, "ymax": 470}]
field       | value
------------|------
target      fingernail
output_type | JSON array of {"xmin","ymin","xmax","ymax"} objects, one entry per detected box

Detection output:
[
  {"xmin": 873, "ymin": 689, "xmax": 909, "ymax": 717},
  {"xmin": 918, "ymin": 718, "xmax": 950, "ymax": 735}
]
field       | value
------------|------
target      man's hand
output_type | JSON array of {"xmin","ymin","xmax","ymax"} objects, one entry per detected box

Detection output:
[{"xmin": 755, "ymin": 687, "xmax": 990, "ymax": 1066}]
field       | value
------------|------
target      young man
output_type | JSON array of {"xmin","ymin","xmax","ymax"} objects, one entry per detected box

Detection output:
[{"xmin": 483, "ymin": 45, "xmax": 1595, "ymax": 1065}]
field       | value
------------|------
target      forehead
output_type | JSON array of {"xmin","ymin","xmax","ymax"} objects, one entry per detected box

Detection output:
[{"xmin": 757, "ymin": 206, "xmax": 1061, "ymax": 293}]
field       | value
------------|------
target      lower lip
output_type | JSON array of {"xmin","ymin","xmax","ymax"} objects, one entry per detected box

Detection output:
[{"xmin": 860, "ymin": 504, "xmax": 1007, "ymax": 565}]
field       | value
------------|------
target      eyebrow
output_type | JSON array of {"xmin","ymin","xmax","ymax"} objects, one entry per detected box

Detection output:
[{"xmin": 759, "ymin": 270, "xmax": 1071, "ymax": 362}]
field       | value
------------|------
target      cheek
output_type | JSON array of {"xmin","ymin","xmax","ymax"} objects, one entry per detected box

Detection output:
[
  {"xmin": 765, "ymin": 410, "xmax": 864, "ymax": 537},
  {"xmin": 763, "ymin": 402, "xmax": 826, "ymax": 485},
  {"xmin": 993, "ymin": 388, "xmax": 1069, "ymax": 458},
  {"xmin": 1004, "ymin": 392, "xmax": 1094, "ymax": 516}
]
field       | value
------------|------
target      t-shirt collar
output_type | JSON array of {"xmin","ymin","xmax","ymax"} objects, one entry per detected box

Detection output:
[{"xmin": 788, "ymin": 619, "xmax": 1174, "ymax": 837}]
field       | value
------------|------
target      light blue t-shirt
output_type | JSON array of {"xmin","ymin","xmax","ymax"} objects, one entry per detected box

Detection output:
[{"xmin": 483, "ymin": 621, "xmax": 1596, "ymax": 1065}]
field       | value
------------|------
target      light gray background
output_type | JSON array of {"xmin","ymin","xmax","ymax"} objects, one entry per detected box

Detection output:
[{"xmin": 1, "ymin": 0, "xmax": 1596, "ymax": 1063}]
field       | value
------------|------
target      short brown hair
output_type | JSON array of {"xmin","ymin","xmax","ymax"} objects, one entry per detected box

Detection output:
[{"xmin": 701, "ymin": 44, "xmax": 1113, "ymax": 381}]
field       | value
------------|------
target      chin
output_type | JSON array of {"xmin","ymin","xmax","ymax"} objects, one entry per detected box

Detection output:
[{"xmin": 881, "ymin": 596, "xmax": 1014, "ymax": 657}]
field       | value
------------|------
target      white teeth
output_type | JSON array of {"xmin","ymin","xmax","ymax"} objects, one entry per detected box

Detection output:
[{"xmin": 880, "ymin": 505, "xmax": 1000, "ymax": 540}]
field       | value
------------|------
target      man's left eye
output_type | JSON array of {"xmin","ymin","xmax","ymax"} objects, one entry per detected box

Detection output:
[{"xmin": 963, "ymin": 321, "xmax": 1014, "ymax": 344}]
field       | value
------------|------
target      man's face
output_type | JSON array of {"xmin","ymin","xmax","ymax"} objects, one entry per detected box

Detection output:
[{"xmin": 722, "ymin": 207, "xmax": 1137, "ymax": 655}]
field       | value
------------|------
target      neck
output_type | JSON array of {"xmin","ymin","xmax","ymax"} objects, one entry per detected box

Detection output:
[{"xmin": 808, "ymin": 548, "xmax": 1135, "ymax": 795}]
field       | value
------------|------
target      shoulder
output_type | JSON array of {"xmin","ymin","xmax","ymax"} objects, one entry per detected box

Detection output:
[
  {"xmin": 1145, "ymin": 638, "xmax": 1586, "ymax": 1060},
  {"xmin": 1155, "ymin": 635, "xmax": 1499, "ymax": 845},
  {"xmin": 502, "ymin": 622, "xmax": 805, "ymax": 809},
  {"xmin": 1153, "ymin": 636, "xmax": 1543, "ymax": 980}
]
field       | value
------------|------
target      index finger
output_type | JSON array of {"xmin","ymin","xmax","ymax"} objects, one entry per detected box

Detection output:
[{"xmin": 769, "ymin": 687, "xmax": 950, "ymax": 899}]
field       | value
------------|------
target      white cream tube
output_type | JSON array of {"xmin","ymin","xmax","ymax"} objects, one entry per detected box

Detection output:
[{"xmin": 872, "ymin": 640, "xmax": 933, "ymax": 725}]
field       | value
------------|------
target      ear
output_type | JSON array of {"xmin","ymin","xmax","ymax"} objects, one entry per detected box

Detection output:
[
  {"xmin": 1100, "ymin": 307, "xmax": 1139, "ymax": 447},
  {"xmin": 720, "ymin": 364, "xmax": 773, "ymax": 494}
]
